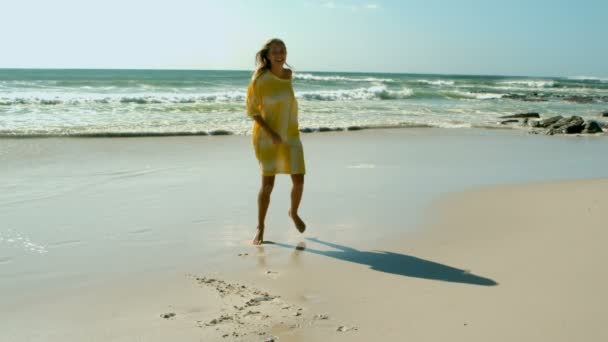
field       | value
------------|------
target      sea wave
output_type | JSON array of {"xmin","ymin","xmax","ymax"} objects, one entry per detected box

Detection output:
[
  {"xmin": 4, "ymin": 88, "xmax": 606, "ymax": 107},
  {"xmin": 0, "ymin": 87, "xmax": 511, "ymax": 105},
  {"xmin": 497, "ymin": 80, "xmax": 555, "ymax": 88},
  {"xmin": 0, "ymin": 92, "xmax": 248, "ymax": 106},
  {"xmin": 443, "ymin": 91, "xmax": 505, "ymax": 100},
  {"xmin": 294, "ymin": 73, "xmax": 395, "ymax": 83},
  {"xmin": 416, "ymin": 79, "xmax": 455, "ymax": 86},
  {"xmin": 0, "ymin": 86, "xmax": 416, "ymax": 105},
  {"xmin": 298, "ymin": 85, "xmax": 413, "ymax": 101},
  {"xmin": 566, "ymin": 76, "xmax": 608, "ymax": 82}
]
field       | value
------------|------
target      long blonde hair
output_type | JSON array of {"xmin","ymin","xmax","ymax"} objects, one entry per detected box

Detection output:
[{"xmin": 252, "ymin": 38, "xmax": 293, "ymax": 81}]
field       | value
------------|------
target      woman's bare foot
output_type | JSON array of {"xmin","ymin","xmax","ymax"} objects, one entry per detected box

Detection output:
[
  {"xmin": 252, "ymin": 226, "xmax": 265, "ymax": 245},
  {"xmin": 288, "ymin": 210, "xmax": 306, "ymax": 233}
]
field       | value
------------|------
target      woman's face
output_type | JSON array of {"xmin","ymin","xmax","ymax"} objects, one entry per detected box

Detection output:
[{"xmin": 268, "ymin": 42, "xmax": 287, "ymax": 68}]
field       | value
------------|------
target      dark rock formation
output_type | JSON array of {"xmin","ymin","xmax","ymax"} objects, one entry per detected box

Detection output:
[
  {"xmin": 582, "ymin": 121, "xmax": 604, "ymax": 134},
  {"xmin": 317, "ymin": 127, "xmax": 344, "ymax": 132},
  {"xmin": 499, "ymin": 119, "xmax": 519, "ymax": 124},
  {"xmin": 499, "ymin": 112, "xmax": 540, "ymax": 119},
  {"xmin": 545, "ymin": 116, "xmax": 585, "ymax": 135},
  {"xmin": 208, "ymin": 130, "xmax": 233, "ymax": 136},
  {"xmin": 600, "ymin": 111, "xmax": 608, "ymax": 117},
  {"xmin": 537, "ymin": 115, "xmax": 563, "ymax": 128}
]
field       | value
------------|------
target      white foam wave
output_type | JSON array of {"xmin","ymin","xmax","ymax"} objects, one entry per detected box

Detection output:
[
  {"xmin": 498, "ymin": 80, "xmax": 555, "ymax": 88},
  {"xmin": 417, "ymin": 79, "xmax": 455, "ymax": 86},
  {"xmin": 3, "ymin": 85, "xmax": 417, "ymax": 104},
  {"xmin": 474, "ymin": 93, "xmax": 504, "ymax": 100},
  {"xmin": 447, "ymin": 91, "xmax": 504, "ymax": 100},
  {"xmin": 567, "ymin": 76, "xmax": 608, "ymax": 82},
  {"xmin": 295, "ymin": 73, "xmax": 395, "ymax": 83},
  {"xmin": 0, "ymin": 91, "xmax": 247, "ymax": 106},
  {"xmin": 297, "ymin": 85, "xmax": 413, "ymax": 101}
]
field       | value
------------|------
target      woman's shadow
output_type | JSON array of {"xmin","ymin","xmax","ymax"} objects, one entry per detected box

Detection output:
[{"xmin": 270, "ymin": 238, "xmax": 498, "ymax": 286}]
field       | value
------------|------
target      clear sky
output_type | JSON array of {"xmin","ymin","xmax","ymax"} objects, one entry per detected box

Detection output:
[{"xmin": 2, "ymin": 0, "xmax": 606, "ymax": 77}]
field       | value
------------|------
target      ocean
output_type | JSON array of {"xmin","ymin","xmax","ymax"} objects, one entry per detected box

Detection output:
[{"xmin": 0, "ymin": 69, "xmax": 607, "ymax": 137}]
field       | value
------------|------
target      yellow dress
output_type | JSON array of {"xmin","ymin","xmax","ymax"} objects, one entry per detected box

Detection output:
[{"xmin": 246, "ymin": 70, "xmax": 306, "ymax": 176}]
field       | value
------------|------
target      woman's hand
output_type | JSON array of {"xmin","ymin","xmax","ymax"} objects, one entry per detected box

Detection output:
[
  {"xmin": 269, "ymin": 131, "xmax": 282, "ymax": 145},
  {"xmin": 252, "ymin": 115, "xmax": 282, "ymax": 144}
]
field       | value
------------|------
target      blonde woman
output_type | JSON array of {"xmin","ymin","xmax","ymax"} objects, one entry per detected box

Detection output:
[{"xmin": 246, "ymin": 38, "xmax": 306, "ymax": 245}]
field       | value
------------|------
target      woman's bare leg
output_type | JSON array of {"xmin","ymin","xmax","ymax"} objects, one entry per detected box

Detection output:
[
  {"xmin": 253, "ymin": 175, "xmax": 275, "ymax": 245},
  {"xmin": 289, "ymin": 174, "xmax": 306, "ymax": 233}
]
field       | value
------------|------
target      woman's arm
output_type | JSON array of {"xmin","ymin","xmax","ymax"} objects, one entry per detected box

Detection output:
[
  {"xmin": 252, "ymin": 115, "xmax": 282, "ymax": 144},
  {"xmin": 247, "ymin": 79, "xmax": 281, "ymax": 144}
]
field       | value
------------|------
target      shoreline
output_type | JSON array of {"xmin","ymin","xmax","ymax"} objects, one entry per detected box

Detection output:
[{"xmin": 1, "ymin": 120, "xmax": 606, "ymax": 138}]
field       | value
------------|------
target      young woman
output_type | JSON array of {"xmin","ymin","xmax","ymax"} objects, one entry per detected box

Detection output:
[{"xmin": 246, "ymin": 38, "xmax": 306, "ymax": 245}]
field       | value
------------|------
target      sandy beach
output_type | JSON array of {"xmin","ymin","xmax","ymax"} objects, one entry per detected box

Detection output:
[
  {"xmin": 1, "ymin": 128, "xmax": 607, "ymax": 341},
  {"xmin": 239, "ymin": 178, "xmax": 608, "ymax": 341}
]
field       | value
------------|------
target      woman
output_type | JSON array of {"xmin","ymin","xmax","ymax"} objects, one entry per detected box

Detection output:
[{"xmin": 246, "ymin": 38, "xmax": 306, "ymax": 245}]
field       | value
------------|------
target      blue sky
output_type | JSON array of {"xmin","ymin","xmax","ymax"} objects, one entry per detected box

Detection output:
[{"xmin": 2, "ymin": 0, "xmax": 606, "ymax": 77}]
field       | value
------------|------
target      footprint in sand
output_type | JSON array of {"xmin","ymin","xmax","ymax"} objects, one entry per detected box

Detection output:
[
  {"xmin": 160, "ymin": 312, "xmax": 176, "ymax": 319},
  {"xmin": 265, "ymin": 269, "xmax": 279, "ymax": 279},
  {"xmin": 189, "ymin": 274, "xmax": 317, "ymax": 339},
  {"xmin": 337, "ymin": 325, "xmax": 358, "ymax": 332}
]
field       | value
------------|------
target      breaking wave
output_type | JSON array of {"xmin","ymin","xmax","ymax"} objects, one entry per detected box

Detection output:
[
  {"xmin": 498, "ymin": 80, "xmax": 555, "ymax": 88},
  {"xmin": 294, "ymin": 73, "xmax": 395, "ymax": 83},
  {"xmin": 417, "ymin": 79, "xmax": 455, "ymax": 86},
  {"xmin": 298, "ymin": 86, "xmax": 414, "ymax": 101}
]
